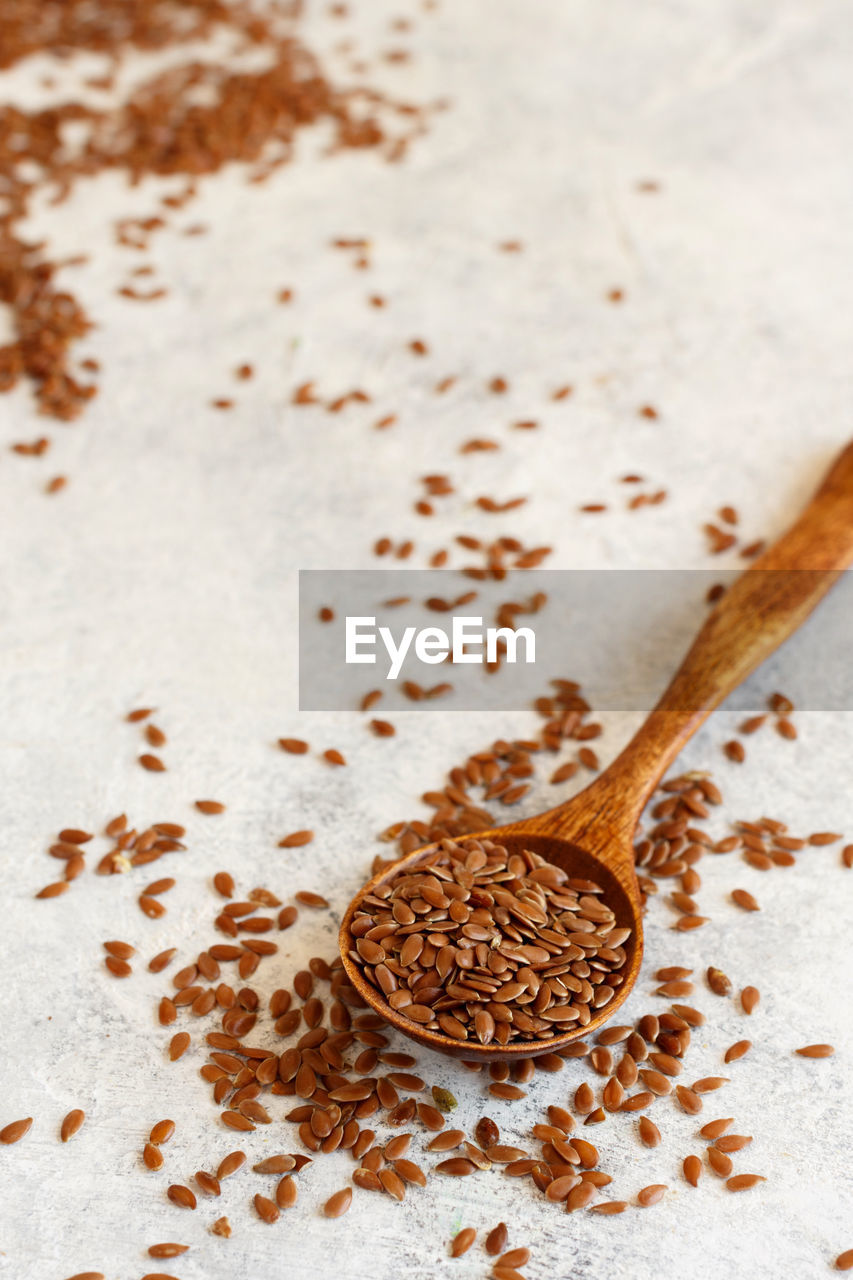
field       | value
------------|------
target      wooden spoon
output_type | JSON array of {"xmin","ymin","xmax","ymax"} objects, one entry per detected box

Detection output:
[{"xmin": 340, "ymin": 441, "xmax": 853, "ymax": 1060}]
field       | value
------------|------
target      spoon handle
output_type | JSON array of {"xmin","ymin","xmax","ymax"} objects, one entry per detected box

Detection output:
[{"xmin": 560, "ymin": 440, "xmax": 853, "ymax": 848}]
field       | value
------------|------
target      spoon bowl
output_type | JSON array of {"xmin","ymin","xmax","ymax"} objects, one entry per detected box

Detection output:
[
  {"xmin": 339, "ymin": 822, "xmax": 644, "ymax": 1061},
  {"xmin": 339, "ymin": 441, "xmax": 853, "ymax": 1059}
]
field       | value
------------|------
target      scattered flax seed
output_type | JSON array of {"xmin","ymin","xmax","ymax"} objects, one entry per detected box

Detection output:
[
  {"xmin": 683, "ymin": 1155, "xmax": 702, "ymax": 1187},
  {"xmin": 105, "ymin": 956, "xmax": 132, "ymax": 978},
  {"xmin": 169, "ymin": 1033, "xmax": 190, "ymax": 1061},
  {"xmin": 211, "ymin": 1217, "xmax": 232, "ymax": 1237},
  {"xmin": 213, "ymin": 873, "xmax": 235, "ymax": 899},
  {"xmin": 145, "ymin": 725, "xmax": 167, "ymax": 748},
  {"xmin": 323, "ymin": 1187, "xmax": 353, "ymax": 1217},
  {"xmin": 809, "ymin": 831, "xmax": 842, "ymax": 846},
  {"xmin": 148, "ymin": 1243, "xmax": 189, "ymax": 1258},
  {"xmin": 724, "ymin": 1040, "xmax": 752, "ymax": 1063},
  {"xmin": 103, "ymin": 940, "xmax": 135, "ymax": 960},
  {"xmin": 278, "ymin": 830, "xmax": 314, "ymax": 848},
  {"xmin": 726, "ymin": 1174, "xmax": 766, "ymax": 1192},
  {"xmin": 707, "ymin": 967, "xmax": 733, "ymax": 997},
  {"xmin": 740, "ymin": 986, "xmax": 760, "ymax": 1015},
  {"xmin": 196, "ymin": 800, "xmax": 225, "ymax": 815},
  {"xmin": 60, "ymin": 1109, "xmax": 85, "ymax": 1142},
  {"xmin": 143, "ymin": 1143, "xmax": 163, "ymax": 1171},
  {"xmin": 323, "ymin": 749, "xmax": 346, "ymax": 766},
  {"xmin": 149, "ymin": 948, "xmax": 177, "ymax": 973},
  {"xmin": 795, "ymin": 1044, "xmax": 835, "ymax": 1058},
  {"xmin": 450, "ymin": 1227, "xmax": 476, "ymax": 1257},
  {"xmin": 637, "ymin": 1184, "xmax": 667, "ymax": 1207},
  {"xmin": 45, "ymin": 475, "xmax": 67, "ymax": 494},
  {"xmin": 731, "ymin": 889, "xmax": 759, "ymax": 912},
  {"xmin": 59, "ymin": 829, "xmax": 92, "ymax": 845},
  {"xmin": 36, "ymin": 881, "xmax": 70, "ymax": 899},
  {"xmin": 167, "ymin": 1184, "xmax": 197, "ymax": 1210},
  {"xmin": 279, "ymin": 738, "xmax": 309, "ymax": 754},
  {"xmin": 150, "ymin": 1119, "xmax": 175, "ymax": 1145},
  {"xmin": 140, "ymin": 754, "xmax": 167, "ymax": 772},
  {"xmin": 294, "ymin": 892, "xmax": 329, "ymax": 908},
  {"xmin": 835, "ymin": 1250, "xmax": 853, "ymax": 1271},
  {"xmin": 485, "ymin": 1224, "xmax": 509, "ymax": 1256},
  {"xmin": 723, "ymin": 740, "xmax": 745, "ymax": 763},
  {"xmin": 0, "ymin": 1118, "xmax": 32, "ymax": 1145}
]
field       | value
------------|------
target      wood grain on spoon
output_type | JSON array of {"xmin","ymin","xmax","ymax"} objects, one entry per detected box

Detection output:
[{"xmin": 341, "ymin": 441, "xmax": 853, "ymax": 1058}]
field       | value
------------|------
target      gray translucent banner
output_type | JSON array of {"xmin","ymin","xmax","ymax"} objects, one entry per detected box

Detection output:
[{"xmin": 299, "ymin": 569, "xmax": 853, "ymax": 711}]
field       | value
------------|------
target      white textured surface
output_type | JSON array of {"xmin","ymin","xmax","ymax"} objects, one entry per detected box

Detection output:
[{"xmin": 2, "ymin": 2, "xmax": 853, "ymax": 1278}]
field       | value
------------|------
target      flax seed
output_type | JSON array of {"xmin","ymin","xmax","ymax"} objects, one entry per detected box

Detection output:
[{"xmin": 60, "ymin": 1109, "xmax": 85, "ymax": 1142}]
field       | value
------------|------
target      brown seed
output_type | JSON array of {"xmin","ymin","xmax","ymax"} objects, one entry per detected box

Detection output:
[
  {"xmin": 567, "ymin": 1180, "xmax": 598, "ymax": 1212},
  {"xmin": 253, "ymin": 1193, "xmax": 280, "ymax": 1223},
  {"xmin": 435, "ymin": 1158, "xmax": 476, "ymax": 1176},
  {"xmin": 498, "ymin": 1248, "xmax": 531, "ymax": 1267},
  {"xmin": 147, "ymin": 1243, "xmax": 189, "ymax": 1258},
  {"xmin": 834, "ymin": 1249, "xmax": 853, "ymax": 1271},
  {"xmin": 485, "ymin": 1223, "xmax": 509, "ymax": 1256},
  {"xmin": 692, "ymin": 1077, "xmax": 729, "ymax": 1093},
  {"xmin": 60, "ymin": 1109, "xmax": 85, "ymax": 1142},
  {"xmin": 105, "ymin": 955, "xmax": 132, "ymax": 978},
  {"xmin": 150, "ymin": 1119, "xmax": 175, "ymax": 1145},
  {"xmin": 741, "ymin": 986, "xmax": 760, "ymax": 1015},
  {"xmin": 708, "ymin": 1147, "xmax": 733, "ymax": 1177},
  {"xmin": 167, "ymin": 1184, "xmax": 197, "ymax": 1209},
  {"xmin": 213, "ymin": 872, "xmax": 235, "ymax": 899},
  {"xmin": 379, "ymin": 1168, "xmax": 406, "ymax": 1200},
  {"xmin": 723, "ymin": 740, "xmax": 745, "ymax": 763},
  {"xmin": 149, "ymin": 948, "xmax": 177, "ymax": 973},
  {"xmin": 450, "ymin": 1227, "xmax": 476, "ymax": 1257},
  {"xmin": 675, "ymin": 1086, "xmax": 703, "ymax": 1115},
  {"xmin": 637, "ymin": 1184, "xmax": 667, "ymax": 1206},
  {"xmin": 488, "ymin": 1084, "xmax": 526, "ymax": 1101},
  {"xmin": 140, "ymin": 753, "xmax": 167, "ymax": 772},
  {"xmin": 196, "ymin": 800, "xmax": 225, "ymax": 814},
  {"xmin": 323, "ymin": 1187, "xmax": 353, "ymax": 1217},
  {"xmin": 278, "ymin": 830, "xmax": 314, "ymax": 847},
  {"xmin": 726, "ymin": 1174, "xmax": 766, "ymax": 1191},
  {"xmin": 731, "ymin": 889, "xmax": 760, "ymax": 912},
  {"xmin": 638, "ymin": 1116, "xmax": 661, "ymax": 1148},
  {"xmin": 295, "ymin": 891, "xmax": 329, "ymax": 908},
  {"xmin": 168, "ymin": 1032, "xmax": 190, "ymax": 1062},
  {"xmin": 195, "ymin": 1170, "xmax": 221, "ymax": 1196},
  {"xmin": 0, "ymin": 1117, "xmax": 33, "ymax": 1144},
  {"xmin": 795, "ymin": 1044, "xmax": 835, "ymax": 1058},
  {"xmin": 143, "ymin": 1143, "xmax": 163, "ymax": 1170},
  {"xmin": 716, "ymin": 1138, "xmax": 754, "ymax": 1158},
  {"xmin": 36, "ymin": 881, "xmax": 70, "ymax": 899},
  {"xmin": 217, "ymin": 1151, "xmax": 246, "ymax": 1179},
  {"xmin": 700, "ymin": 1118, "xmax": 734, "ymax": 1139},
  {"xmin": 254, "ymin": 1155, "xmax": 296, "ymax": 1174},
  {"xmin": 724, "ymin": 1040, "xmax": 751, "ymax": 1063},
  {"xmin": 707, "ymin": 967, "xmax": 732, "ymax": 996},
  {"xmin": 211, "ymin": 1217, "xmax": 232, "ymax": 1237},
  {"xmin": 276, "ymin": 1175, "xmax": 298, "ymax": 1208},
  {"xmin": 683, "ymin": 1154, "xmax": 702, "ymax": 1186},
  {"xmin": 103, "ymin": 940, "xmax": 135, "ymax": 960}
]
